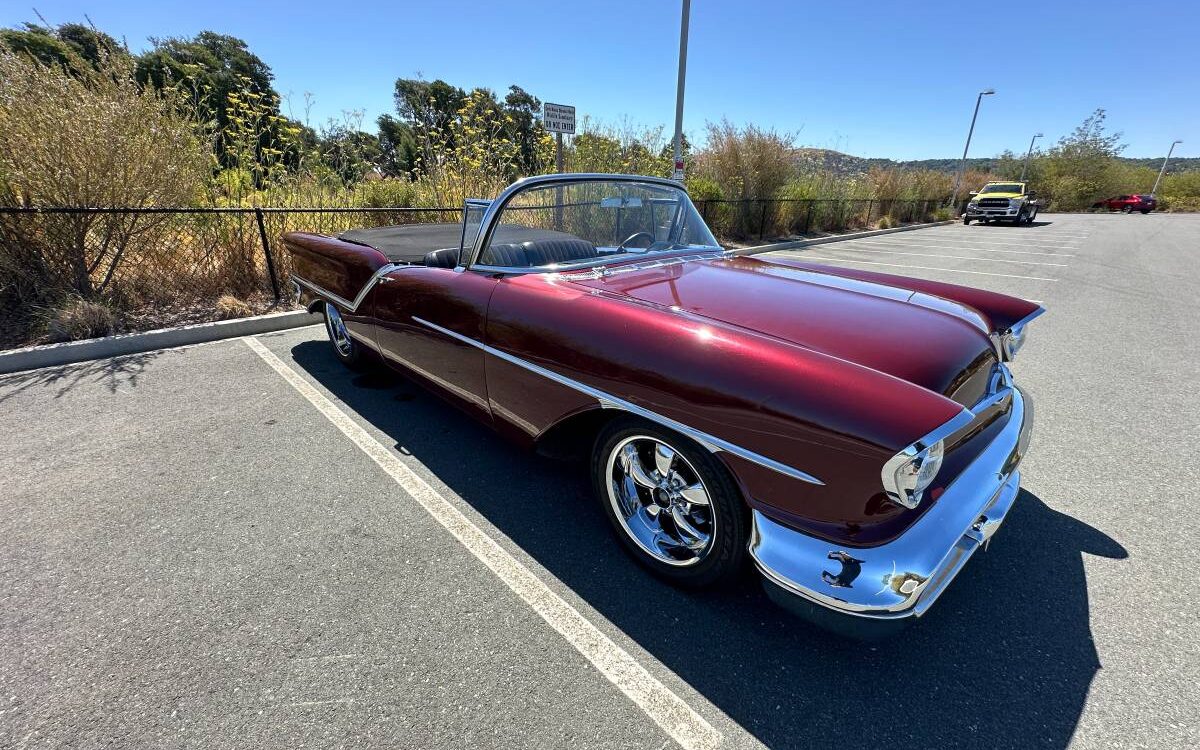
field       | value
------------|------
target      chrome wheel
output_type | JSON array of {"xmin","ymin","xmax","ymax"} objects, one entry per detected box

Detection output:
[
  {"xmin": 605, "ymin": 435, "xmax": 715, "ymax": 566},
  {"xmin": 324, "ymin": 302, "xmax": 353, "ymax": 357}
]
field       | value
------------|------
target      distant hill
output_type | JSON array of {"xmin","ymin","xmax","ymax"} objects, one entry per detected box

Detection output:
[{"xmin": 792, "ymin": 148, "xmax": 1200, "ymax": 176}]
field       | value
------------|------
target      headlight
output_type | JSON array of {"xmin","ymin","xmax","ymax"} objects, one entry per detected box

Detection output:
[
  {"xmin": 882, "ymin": 439, "xmax": 945, "ymax": 509},
  {"xmin": 968, "ymin": 202, "xmax": 978, "ymax": 209}
]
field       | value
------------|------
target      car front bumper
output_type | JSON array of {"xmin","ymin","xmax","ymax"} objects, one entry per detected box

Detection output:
[
  {"xmin": 966, "ymin": 205, "xmax": 1020, "ymax": 218},
  {"xmin": 749, "ymin": 385, "xmax": 1033, "ymax": 637}
]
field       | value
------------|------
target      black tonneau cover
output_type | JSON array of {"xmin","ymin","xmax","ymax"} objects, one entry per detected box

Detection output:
[{"xmin": 338, "ymin": 223, "xmax": 582, "ymax": 263}]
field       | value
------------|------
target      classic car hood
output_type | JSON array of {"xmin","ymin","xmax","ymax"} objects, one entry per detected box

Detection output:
[{"xmin": 569, "ymin": 254, "xmax": 997, "ymax": 400}]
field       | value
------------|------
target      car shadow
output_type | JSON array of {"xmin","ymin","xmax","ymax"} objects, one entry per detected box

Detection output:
[
  {"xmin": 972, "ymin": 220, "xmax": 1055, "ymax": 228},
  {"xmin": 287, "ymin": 341, "xmax": 1128, "ymax": 750}
]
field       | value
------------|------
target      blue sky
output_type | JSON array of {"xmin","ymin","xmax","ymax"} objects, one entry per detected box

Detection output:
[{"xmin": 5, "ymin": 0, "xmax": 1195, "ymax": 159}]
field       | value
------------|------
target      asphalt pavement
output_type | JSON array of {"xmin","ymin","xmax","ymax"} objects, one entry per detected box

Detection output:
[{"xmin": 1, "ymin": 213, "xmax": 1197, "ymax": 749}]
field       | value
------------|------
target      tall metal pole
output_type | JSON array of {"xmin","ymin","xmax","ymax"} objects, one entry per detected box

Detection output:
[
  {"xmin": 672, "ymin": 0, "xmax": 691, "ymax": 182},
  {"xmin": 1150, "ymin": 140, "xmax": 1182, "ymax": 196},
  {"xmin": 1019, "ymin": 132, "xmax": 1042, "ymax": 182},
  {"xmin": 950, "ymin": 89, "xmax": 995, "ymax": 209}
]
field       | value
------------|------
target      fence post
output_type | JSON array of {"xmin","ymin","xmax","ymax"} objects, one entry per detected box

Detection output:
[
  {"xmin": 255, "ymin": 207, "xmax": 281, "ymax": 303},
  {"xmin": 866, "ymin": 199, "xmax": 874, "ymax": 227},
  {"xmin": 758, "ymin": 200, "xmax": 768, "ymax": 242},
  {"xmin": 700, "ymin": 200, "xmax": 709, "ymax": 223},
  {"xmin": 804, "ymin": 201, "xmax": 813, "ymax": 235}
]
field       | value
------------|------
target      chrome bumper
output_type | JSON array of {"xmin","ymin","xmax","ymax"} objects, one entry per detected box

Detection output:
[{"xmin": 750, "ymin": 386, "xmax": 1033, "ymax": 630}]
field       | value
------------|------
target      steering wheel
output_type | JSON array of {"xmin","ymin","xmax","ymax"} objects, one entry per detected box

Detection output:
[{"xmin": 616, "ymin": 231, "xmax": 656, "ymax": 252}]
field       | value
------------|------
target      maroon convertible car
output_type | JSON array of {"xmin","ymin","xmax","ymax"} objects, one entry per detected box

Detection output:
[{"xmin": 285, "ymin": 174, "xmax": 1040, "ymax": 637}]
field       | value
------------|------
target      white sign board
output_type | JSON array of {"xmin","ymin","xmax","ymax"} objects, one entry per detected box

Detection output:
[{"xmin": 543, "ymin": 102, "xmax": 576, "ymax": 134}]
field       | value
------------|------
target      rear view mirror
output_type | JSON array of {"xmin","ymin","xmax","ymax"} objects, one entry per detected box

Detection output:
[
  {"xmin": 600, "ymin": 197, "xmax": 643, "ymax": 209},
  {"xmin": 968, "ymin": 191, "xmax": 979, "ymax": 197}
]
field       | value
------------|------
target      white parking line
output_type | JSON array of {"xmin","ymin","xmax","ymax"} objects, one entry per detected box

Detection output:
[
  {"xmin": 836, "ymin": 238, "xmax": 1074, "ymax": 257},
  {"xmin": 242, "ymin": 337, "xmax": 722, "ymax": 750},
  {"xmin": 903, "ymin": 235, "xmax": 1079, "ymax": 249},
  {"xmin": 791, "ymin": 254, "xmax": 1058, "ymax": 281},
  {"xmin": 826, "ymin": 246, "xmax": 1069, "ymax": 267}
]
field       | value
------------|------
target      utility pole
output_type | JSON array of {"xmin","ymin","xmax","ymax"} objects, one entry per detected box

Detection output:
[
  {"xmin": 1019, "ymin": 132, "xmax": 1043, "ymax": 182},
  {"xmin": 672, "ymin": 0, "xmax": 691, "ymax": 182},
  {"xmin": 950, "ymin": 89, "xmax": 995, "ymax": 210},
  {"xmin": 1151, "ymin": 140, "xmax": 1183, "ymax": 196}
]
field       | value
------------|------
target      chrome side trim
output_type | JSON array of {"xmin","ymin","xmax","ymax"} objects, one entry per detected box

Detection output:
[
  {"xmin": 292, "ymin": 264, "xmax": 399, "ymax": 313},
  {"xmin": 750, "ymin": 385, "xmax": 1032, "ymax": 621},
  {"xmin": 413, "ymin": 316, "xmax": 824, "ymax": 486}
]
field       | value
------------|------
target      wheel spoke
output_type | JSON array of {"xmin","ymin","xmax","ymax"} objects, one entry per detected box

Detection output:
[
  {"xmin": 620, "ymin": 444, "xmax": 658, "ymax": 489},
  {"xmin": 678, "ymin": 482, "xmax": 710, "ymax": 507},
  {"xmin": 654, "ymin": 442, "xmax": 676, "ymax": 479},
  {"xmin": 670, "ymin": 506, "xmax": 708, "ymax": 549}
]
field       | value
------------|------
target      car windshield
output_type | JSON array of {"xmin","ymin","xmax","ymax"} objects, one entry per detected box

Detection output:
[
  {"xmin": 475, "ymin": 179, "xmax": 720, "ymax": 270},
  {"xmin": 980, "ymin": 183, "xmax": 1023, "ymax": 194}
]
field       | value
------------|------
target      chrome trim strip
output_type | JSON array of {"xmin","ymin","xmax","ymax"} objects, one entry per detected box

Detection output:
[
  {"xmin": 292, "ymin": 264, "xmax": 399, "ymax": 313},
  {"xmin": 750, "ymin": 385, "xmax": 1032, "ymax": 621},
  {"xmin": 413, "ymin": 315, "xmax": 824, "ymax": 486}
]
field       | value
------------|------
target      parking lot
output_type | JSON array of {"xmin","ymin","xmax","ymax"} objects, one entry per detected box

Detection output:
[{"xmin": 2, "ymin": 212, "xmax": 1198, "ymax": 749}]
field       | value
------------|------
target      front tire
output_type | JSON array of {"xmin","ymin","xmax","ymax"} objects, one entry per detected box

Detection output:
[
  {"xmin": 963, "ymin": 216, "xmax": 971, "ymax": 225},
  {"xmin": 323, "ymin": 301, "xmax": 365, "ymax": 369},
  {"xmin": 592, "ymin": 417, "xmax": 747, "ymax": 588}
]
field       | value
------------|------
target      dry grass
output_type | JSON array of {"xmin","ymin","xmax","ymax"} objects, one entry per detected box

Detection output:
[
  {"xmin": 214, "ymin": 294, "xmax": 253, "ymax": 319},
  {"xmin": 43, "ymin": 297, "xmax": 116, "ymax": 342}
]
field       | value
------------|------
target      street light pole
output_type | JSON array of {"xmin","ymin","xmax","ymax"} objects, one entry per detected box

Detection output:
[
  {"xmin": 950, "ymin": 89, "xmax": 995, "ymax": 210},
  {"xmin": 672, "ymin": 0, "xmax": 691, "ymax": 182},
  {"xmin": 1019, "ymin": 132, "xmax": 1043, "ymax": 182},
  {"xmin": 1150, "ymin": 140, "xmax": 1182, "ymax": 196}
]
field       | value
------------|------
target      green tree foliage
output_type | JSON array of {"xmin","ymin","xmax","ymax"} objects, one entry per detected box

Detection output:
[
  {"xmin": 1037, "ymin": 108, "xmax": 1126, "ymax": 209},
  {"xmin": 391, "ymin": 78, "xmax": 554, "ymax": 181},
  {"xmin": 0, "ymin": 21, "xmax": 123, "ymax": 74},
  {"xmin": 376, "ymin": 114, "xmax": 419, "ymax": 177},
  {"xmin": 135, "ymin": 32, "xmax": 283, "ymax": 170}
]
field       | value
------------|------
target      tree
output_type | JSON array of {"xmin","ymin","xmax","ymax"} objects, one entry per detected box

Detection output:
[
  {"xmin": 0, "ymin": 21, "xmax": 123, "ymax": 75},
  {"xmin": 502, "ymin": 85, "xmax": 549, "ymax": 175},
  {"xmin": 136, "ymin": 32, "xmax": 281, "ymax": 170},
  {"xmin": 376, "ymin": 114, "xmax": 419, "ymax": 177},
  {"xmin": 393, "ymin": 78, "xmax": 465, "ymax": 134},
  {"xmin": 1039, "ymin": 108, "xmax": 1126, "ymax": 209}
]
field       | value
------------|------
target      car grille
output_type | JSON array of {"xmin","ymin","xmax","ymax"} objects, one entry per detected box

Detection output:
[{"xmin": 978, "ymin": 198, "xmax": 1011, "ymax": 207}]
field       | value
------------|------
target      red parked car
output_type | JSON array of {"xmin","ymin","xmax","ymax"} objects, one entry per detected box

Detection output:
[
  {"xmin": 1092, "ymin": 194, "xmax": 1157, "ymax": 213},
  {"xmin": 284, "ymin": 174, "xmax": 1041, "ymax": 637}
]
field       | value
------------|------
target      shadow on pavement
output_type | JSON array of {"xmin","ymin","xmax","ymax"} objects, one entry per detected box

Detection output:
[
  {"xmin": 288, "ymin": 340, "xmax": 1128, "ymax": 750},
  {"xmin": 0, "ymin": 349, "xmax": 166, "ymax": 404}
]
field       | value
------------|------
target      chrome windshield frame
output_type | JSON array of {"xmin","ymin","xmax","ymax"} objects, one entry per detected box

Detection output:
[{"xmin": 461, "ymin": 173, "xmax": 707, "ymax": 272}]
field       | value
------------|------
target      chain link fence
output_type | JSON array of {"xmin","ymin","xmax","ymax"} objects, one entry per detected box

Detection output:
[{"xmin": 0, "ymin": 197, "xmax": 942, "ymax": 347}]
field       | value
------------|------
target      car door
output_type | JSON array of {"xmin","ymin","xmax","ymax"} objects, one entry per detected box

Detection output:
[{"xmin": 372, "ymin": 265, "xmax": 500, "ymax": 423}]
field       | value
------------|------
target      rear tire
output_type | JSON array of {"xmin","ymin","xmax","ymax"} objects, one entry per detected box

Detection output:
[
  {"xmin": 1140, "ymin": 209, "xmax": 1150, "ymax": 214},
  {"xmin": 592, "ymin": 417, "xmax": 748, "ymax": 588},
  {"xmin": 1122, "ymin": 205, "xmax": 1133, "ymax": 214},
  {"xmin": 323, "ymin": 301, "xmax": 365, "ymax": 369},
  {"xmin": 963, "ymin": 217, "xmax": 971, "ymax": 225}
]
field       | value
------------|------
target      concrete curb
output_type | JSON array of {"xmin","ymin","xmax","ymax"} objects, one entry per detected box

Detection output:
[
  {"xmin": 729, "ymin": 219, "xmax": 956, "ymax": 256},
  {"xmin": 0, "ymin": 309, "xmax": 321, "ymax": 374}
]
